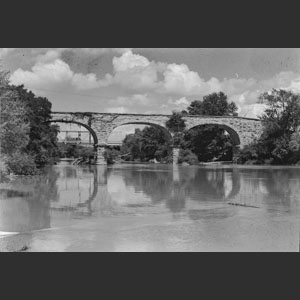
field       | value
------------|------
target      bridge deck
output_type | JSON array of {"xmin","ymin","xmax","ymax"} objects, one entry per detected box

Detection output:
[{"xmin": 51, "ymin": 112, "xmax": 260, "ymax": 121}]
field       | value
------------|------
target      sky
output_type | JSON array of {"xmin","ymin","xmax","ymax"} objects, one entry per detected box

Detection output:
[{"xmin": 1, "ymin": 48, "xmax": 300, "ymax": 141}]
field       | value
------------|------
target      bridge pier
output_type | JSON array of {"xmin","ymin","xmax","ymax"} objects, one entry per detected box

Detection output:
[{"xmin": 96, "ymin": 145, "xmax": 107, "ymax": 165}]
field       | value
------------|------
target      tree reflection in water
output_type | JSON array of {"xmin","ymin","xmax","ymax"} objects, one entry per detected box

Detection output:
[
  {"xmin": 120, "ymin": 165, "xmax": 240, "ymax": 215},
  {"xmin": 0, "ymin": 164, "xmax": 107, "ymax": 236},
  {"xmin": 233, "ymin": 168, "xmax": 300, "ymax": 212},
  {"xmin": 0, "ymin": 166, "xmax": 60, "ymax": 233}
]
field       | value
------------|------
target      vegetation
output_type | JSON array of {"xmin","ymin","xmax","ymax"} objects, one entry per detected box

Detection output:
[
  {"xmin": 182, "ymin": 92, "xmax": 238, "ymax": 162},
  {"xmin": 183, "ymin": 92, "xmax": 238, "ymax": 116},
  {"xmin": 0, "ymin": 69, "xmax": 59, "ymax": 176},
  {"xmin": 5, "ymin": 151, "xmax": 38, "ymax": 175},
  {"xmin": 165, "ymin": 111, "xmax": 186, "ymax": 149},
  {"xmin": 104, "ymin": 147, "xmax": 122, "ymax": 164},
  {"xmin": 177, "ymin": 149, "xmax": 199, "ymax": 165},
  {"xmin": 119, "ymin": 127, "xmax": 172, "ymax": 163},
  {"xmin": 235, "ymin": 89, "xmax": 300, "ymax": 165},
  {"xmin": 13, "ymin": 85, "xmax": 60, "ymax": 166},
  {"xmin": 57, "ymin": 143, "xmax": 95, "ymax": 163},
  {"xmin": 1, "ymin": 71, "xmax": 35, "ymax": 176}
]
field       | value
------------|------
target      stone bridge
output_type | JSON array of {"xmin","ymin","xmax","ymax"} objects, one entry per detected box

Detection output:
[{"xmin": 50, "ymin": 112, "xmax": 263, "ymax": 164}]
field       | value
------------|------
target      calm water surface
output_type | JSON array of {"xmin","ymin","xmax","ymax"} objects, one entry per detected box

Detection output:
[{"xmin": 1, "ymin": 162, "xmax": 300, "ymax": 251}]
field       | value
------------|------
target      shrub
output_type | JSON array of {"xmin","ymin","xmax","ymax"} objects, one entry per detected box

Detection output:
[
  {"xmin": 104, "ymin": 148, "xmax": 120, "ymax": 164},
  {"xmin": 178, "ymin": 149, "xmax": 199, "ymax": 165},
  {"xmin": 0, "ymin": 156, "xmax": 8, "ymax": 178},
  {"xmin": 104, "ymin": 149, "xmax": 114, "ymax": 164},
  {"xmin": 6, "ymin": 152, "xmax": 38, "ymax": 175}
]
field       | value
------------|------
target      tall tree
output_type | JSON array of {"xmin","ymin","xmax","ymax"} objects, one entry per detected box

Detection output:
[
  {"xmin": 183, "ymin": 92, "xmax": 237, "ymax": 162},
  {"xmin": 165, "ymin": 111, "xmax": 186, "ymax": 148},
  {"xmin": 13, "ymin": 85, "xmax": 60, "ymax": 166},
  {"xmin": 187, "ymin": 92, "xmax": 238, "ymax": 116},
  {"xmin": 257, "ymin": 89, "xmax": 300, "ymax": 164},
  {"xmin": 165, "ymin": 111, "xmax": 186, "ymax": 133},
  {"xmin": 0, "ymin": 71, "xmax": 38, "ymax": 175},
  {"xmin": 0, "ymin": 72, "xmax": 30, "ymax": 155}
]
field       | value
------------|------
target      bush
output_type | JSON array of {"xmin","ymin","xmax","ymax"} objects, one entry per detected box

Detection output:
[
  {"xmin": 104, "ymin": 148, "xmax": 120, "ymax": 164},
  {"xmin": 104, "ymin": 149, "xmax": 114, "ymax": 164},
  {"xmin": 178, "ymin": 149, "xmax": 199, "ymax": 165},
  {"xmin": 6, "ymin": 152, "xmax": 38, "ymax": 175},
  {"xmin": 0, "ymin": 156, "xmax": 8, "ymax": 178}
]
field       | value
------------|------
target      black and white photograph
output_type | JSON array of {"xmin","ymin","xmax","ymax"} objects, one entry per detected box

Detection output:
[{"xmin": 1, "ymin": 48, "xmax": 300, "ymax": 252}]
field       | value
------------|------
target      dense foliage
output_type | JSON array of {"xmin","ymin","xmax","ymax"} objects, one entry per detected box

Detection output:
[
  {"xmin": 236, "ymin": 89, "xmax": 300, "ymax": 165},
  {"xmin": 184, "ymin": 92, "xmax": 238, "ymax": 116},
  {"xmin": 0, "ymin": 69, "xmax": 59, "ymax": 175},
  {"xmin": 13, "ymin": 85, "xmax": 60, "ymax": 166},
  {"xmin": 121, "ymin": 127, "xmax": 172, "ymax": 163},
  {"xmin": 183, "ymin": 126, "xmax": 233, "ymax": 162},
  {"xmin": 5, "ymin": 151, "xmax": 38, "ymax": 175},
  {"xmin": 58, "ymin": 143, "xmax": 95, "ymax": 163},
  {"xmin": 1, "ymin": 71, "xmax": 35, "ymax": 176}
]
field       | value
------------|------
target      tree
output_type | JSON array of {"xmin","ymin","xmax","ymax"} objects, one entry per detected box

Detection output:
[
  {"xmin": 121, "ymin": 127, "xmax": 172, "ymax": 162},
  {"xmin": 183, "ymin": 125, "xmax": 233, "ymax": 162},
  {"xmin": 256, "ymin": 89, "xmax": 300, "ymax": 164},
  {"xmin": 12, "ymin": 85, "xmax": 60, "ymax": 166},
  {"xmin": 165, "ymin": 111, "xmax": 186, "ymax": 133},
  {"xmin": 187, "ymin": 92, "xmax": 238, "ymax": 116},
  {"xmin": 165, "ymin": 111, "xmax": 186, "ymax": 148},
  {"xmin": 183, "ymin": 92, "xmax": 237, "ymax": 162},
  {"xmin": 1, "ymin": 68, "xmax": 61, "ymax": 175},
  {"xmin": 259, "ymin": 89, "xmax": 300, "ymax": 136},
  {"xmin": 0, "ymin": 70, "xmax": 38, "ymax": 175},
  {"xmin": 0, "ymin": 84, "xmax": 29, "ymax": 154},
  {"xmin": 236, "ymin": 89, "xmax": 300, "ymax": 165}
]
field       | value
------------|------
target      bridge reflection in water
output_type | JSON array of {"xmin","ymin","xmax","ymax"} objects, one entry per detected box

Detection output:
[{"xmin": 1, "ymin": 163, "xmax": 300, "ymax": 234}]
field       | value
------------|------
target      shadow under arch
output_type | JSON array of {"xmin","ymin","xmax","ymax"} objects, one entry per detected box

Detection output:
[
  {"xmin": 187, "ymin": 123, "xmax": 241, "ymax": 146},
  {"xmin": 47, "ymin": 119, "xmax": 99, "ymax": 146},
  {"xmin": 110, "ymin": 122, "xmax": 173, "ymax": 142}
]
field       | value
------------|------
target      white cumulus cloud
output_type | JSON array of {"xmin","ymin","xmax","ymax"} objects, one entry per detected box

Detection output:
[{"xmin": 10, "ymin": 59, "xmax": 111, "ymax": 91}]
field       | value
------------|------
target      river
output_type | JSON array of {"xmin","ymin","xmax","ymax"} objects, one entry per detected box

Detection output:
[{"xmin": 0, "ymin": 162, "xmax": 300, "ymax": 251}]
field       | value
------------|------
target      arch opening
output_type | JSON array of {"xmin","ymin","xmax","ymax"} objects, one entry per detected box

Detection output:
[
  {"xmin": 184, "ymin": 123, "xmax": 241, "ymax": 163},
  {"xmin": 49, "ymin": 120, "xmax": 98, "ymax": 163},
  {"xmin": 112, "ymin": 122, "xmax": 172, "ymax": 141},
  {"xmin": 106, "ymin": 122, "xmax": 173, "ymax": 164},
  {"xmin": 49, "ymin": 120, "xmax": 98, "ymax": 146}
]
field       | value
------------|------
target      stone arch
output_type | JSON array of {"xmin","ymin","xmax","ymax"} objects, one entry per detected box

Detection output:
[
  {"xmin": 108, "ymin": 121, "xmax": 173, "ymax": 143},
  {"xmin": 48, "ymin": 119, "xmax": 99, "ymax": 146},
  {"xmin": 187, "ymin": 123, "xmax": 241, "ymax": 146},
  {"xmin": 185, "ymin": 123, "xmax": 242, "ymax": 163}
]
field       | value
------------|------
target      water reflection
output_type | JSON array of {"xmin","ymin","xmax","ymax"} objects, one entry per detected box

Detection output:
[
  {"xmin": 119, "ymin": 165, "xmax": 240, "ymax": 213},
  {"xmin": 229, "ymin": 168, "xmax": 300, "ymax": 213},
  {"xmin": 1, "ymin": 163, "xmax": 300, "ymax": 235},
  {"xmin": 0, "ymin": 167, "xmax": 59, "ymax": 232}
]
